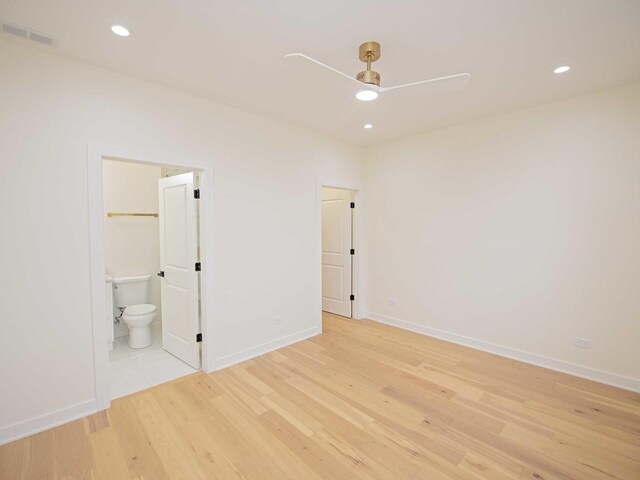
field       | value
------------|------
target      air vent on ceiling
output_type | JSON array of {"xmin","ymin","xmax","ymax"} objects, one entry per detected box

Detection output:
[
  {"xmin": 2, "ymin": 22, "xmax": 27, "ymax": 38},
  {"xmin": 1, "ymin": 20, "xmax": 56, "ymax": 48},
  {"xmin": 29, "ymin": 31, "xmax": 54, "ymax": 46}
]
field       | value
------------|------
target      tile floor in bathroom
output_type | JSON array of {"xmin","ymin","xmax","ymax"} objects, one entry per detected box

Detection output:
[{"xmin": 109, "ymin": 325, "xmax": 198, "ymax": 399}]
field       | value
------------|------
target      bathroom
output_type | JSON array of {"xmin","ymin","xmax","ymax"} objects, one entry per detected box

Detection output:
[{"xmin": 103, "ymin": 159, "xmax": 200, "ymax": 399}]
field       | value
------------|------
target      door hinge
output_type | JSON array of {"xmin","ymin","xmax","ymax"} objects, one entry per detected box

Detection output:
[
  {"xmin": 194, "ymin": 189, "xmax": 200, "ymax": 199},
  {"xmin": 350, "ymin": 202, "xmax": 355, "ymax": 209},
  {"xmin": 196, "ymin": 333, "xmax": 202, "ymax": 343},
  {"xmin": 350, "ymin": 294, "xmax": 355, "ymax": 301},
  {"xmin": 195, "ymin": 262, "xmax": 201, "ymax": 272},
  {"xmin": 350, "ymin": 248, "xmax": 355, "ymax": 255},
  {"xmin": 157, "ymin": 271, "xmax": 165, "ymax": 277}
]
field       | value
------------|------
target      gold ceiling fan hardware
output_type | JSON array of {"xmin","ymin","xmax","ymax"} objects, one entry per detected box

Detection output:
[
  {"xmin": 356, "ymin": 41, "xmax": 381, "ymax": 86},
  {"xmin": 358, "ymin": 41, "xmax": 380, "ymax": 63}
]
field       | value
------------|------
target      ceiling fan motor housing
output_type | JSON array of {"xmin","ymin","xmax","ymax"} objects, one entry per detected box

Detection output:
[{"xmin": 356, "ymin": 70, "xmax": 381, "ymax": 86}]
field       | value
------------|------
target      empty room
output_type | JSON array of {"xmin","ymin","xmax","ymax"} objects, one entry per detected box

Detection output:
[{"xmin": 0, "ymin": 1, "xmax": 639, "ymax": 479}]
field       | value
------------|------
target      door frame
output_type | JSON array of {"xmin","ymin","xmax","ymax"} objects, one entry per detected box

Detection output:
[
  {"xmin": 87, "ymin": 143, "xmax": 214, "ymax": 411},
  {"xmin": 317, "ymin": 179, "xmax": 363, "ymax": 321}
]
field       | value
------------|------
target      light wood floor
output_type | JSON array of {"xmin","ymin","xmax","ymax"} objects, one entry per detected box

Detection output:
[{"xmin": 2, "ymin": 313, "xmax": 639, "ymax": 480}]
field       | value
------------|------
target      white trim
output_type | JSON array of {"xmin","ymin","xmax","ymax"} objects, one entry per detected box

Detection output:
[
  {"xmin": 87, "ymin": 144, "xmax": 110, "ymax": 411},
  {"xmin": 199, "ymin": 167, "xmax": 215, "ymax": 373},
  {"xmin": 366, "ymin": 311, "xmax": 640, "ymax": 393},
  {"xmin": 0, "ymin": 400, "xmax": 96, "ymax": 446},
  {"xmin": 87, "ymin": 143, "xmax": 216, "ymax": 413},
  {"xmin": 214, "ymin": 325, "xmax": 321, "ymax": 371},
  {"xmin": 317, "ymin": 178, "xmax": 364, "ymax": 321}
]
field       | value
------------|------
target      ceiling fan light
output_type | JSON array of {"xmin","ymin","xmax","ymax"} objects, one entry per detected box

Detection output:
[{"xmin": 356, "ymin": 90, "xmax": 378, "ymax": 101}]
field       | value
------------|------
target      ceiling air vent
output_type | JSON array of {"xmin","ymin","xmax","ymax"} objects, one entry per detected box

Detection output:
[
  {"xmin": 29, "ymin": 31, "xmax": 54, "ymax": 47},
  {"xmin": 1, "ymin": 20, "xmax": 56, "ymax": 48},
  {"xmin": 1, "ymin": 21, "xmax": 28, "ymax": 39}
]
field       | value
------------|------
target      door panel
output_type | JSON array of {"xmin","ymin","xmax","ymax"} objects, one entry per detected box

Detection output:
[
  {"xmin": 158, "ymin": 172, "xmax": 200, "ymax": 368},
  {"xmin": 163, "ymin": 184, "xmax": 188, "ymax": 266},
  {"xmin": 322, "ymin": 265, "xmax": 344, "ymax": 301},
  {"xmin": 322, "ymin": 187, "xmax": 352, "ymax": 317}
]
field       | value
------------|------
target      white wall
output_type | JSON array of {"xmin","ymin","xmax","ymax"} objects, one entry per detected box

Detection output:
[
  {"xmin": 103, "ymin": 160, "xmax": 162, "ymax": 335},
  {"xmin": 364, "ymin": 83, "xmax": 640, "ymax": 389},
  {"xmin": 0, "ymin": 39, "xmax": 364, "ymax": 442}
]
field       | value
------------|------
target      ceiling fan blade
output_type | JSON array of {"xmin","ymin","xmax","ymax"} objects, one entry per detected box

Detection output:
[
  {"xmin": 284, "ymin": 53, "xmax": 367, "ymax": 88},
  {"xmin": 377, "ymin": 72, "xmax": 470, "ymax": 93}
]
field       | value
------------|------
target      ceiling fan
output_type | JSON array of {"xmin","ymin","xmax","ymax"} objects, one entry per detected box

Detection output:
[{"xmin": 285, "ymin": 41, "xmax": 470, "ymax": 101}]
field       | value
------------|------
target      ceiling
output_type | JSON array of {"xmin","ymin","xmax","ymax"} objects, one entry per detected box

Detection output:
[{"xmin": 1, "ymin": 0, "xmax": 639, "ymax": 145}]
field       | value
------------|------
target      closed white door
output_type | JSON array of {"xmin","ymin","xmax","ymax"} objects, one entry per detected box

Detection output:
[
  {"xmin": 322, "ymin": 187, "xmax": 353, "ymax": 317},
  {"xmin": 158, "ymin": 172, "xmax": 200, "ymax": 368}
]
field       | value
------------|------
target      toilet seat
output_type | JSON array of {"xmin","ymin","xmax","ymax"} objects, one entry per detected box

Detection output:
[{"xmin": 124, "ymin": 303, "xmax": 156, "ymax": 316}]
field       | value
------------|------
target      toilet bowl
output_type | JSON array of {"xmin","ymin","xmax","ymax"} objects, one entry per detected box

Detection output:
[
  {"xmin": 122, "ymin": 303, "xmax": 157, "ymax": 348},
  {"xmin": 112, "ymin": 274, "xmax": 156, "ymax": 349}
]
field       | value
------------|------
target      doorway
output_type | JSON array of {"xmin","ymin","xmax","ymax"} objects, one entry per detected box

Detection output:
[
  {"xmin": 88, "ymin": 144, "xmax": 214, "ymax": 411},
  {"xmin": 103, "ymin": 161, "xmax": 202, "ymax": 398},
  {"xmin": 321, "ymin": 186, "xmax": 355, "ymax": 318}
]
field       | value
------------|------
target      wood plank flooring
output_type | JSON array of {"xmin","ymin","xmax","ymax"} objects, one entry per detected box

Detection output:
[{"xmin": 2, "ymin": 313, "xmax": 639, "ymax": 479}]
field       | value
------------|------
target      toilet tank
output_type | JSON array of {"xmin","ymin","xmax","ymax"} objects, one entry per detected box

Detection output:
[{"xmin": 112, "ymin": 275, "xmax": 151, "ymax": 309}]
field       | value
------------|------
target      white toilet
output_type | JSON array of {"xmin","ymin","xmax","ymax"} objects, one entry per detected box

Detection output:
[{"xmin": 112, "ymin": 275, "xmax": 157, "ymax": 349}]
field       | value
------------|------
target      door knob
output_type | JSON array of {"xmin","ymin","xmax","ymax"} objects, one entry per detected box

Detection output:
[{"xmin": 157, "ymin": 271, "xmax": 165, "ymax": 277}]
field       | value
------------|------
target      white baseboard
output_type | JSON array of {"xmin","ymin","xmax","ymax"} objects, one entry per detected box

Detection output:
[
  {"xmin": 214, "ymin": 325, "xmax": 322, "ymax": 371},
  {"xmin": 0, "ymin": 399, "xmax": 97, "ymax": 446},
  {"xmin": 366, "ymin": 311, "xmax": 640, "ymax": 393}
]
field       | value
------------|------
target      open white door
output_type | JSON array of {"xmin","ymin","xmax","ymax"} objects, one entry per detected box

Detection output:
[
  {"xmin": 158, "ymin": 172, "xmax": 200, "ymax": 368},
  {"xmin": 322, "ymin": 187, "xmax": 353, "ymax": 317}
]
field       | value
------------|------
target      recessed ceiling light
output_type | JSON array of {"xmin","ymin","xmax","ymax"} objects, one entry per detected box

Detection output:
[
  {"xmin": 364, "ymin": 124, "xmax": 373, "ymax": 129},
  {"xmin": 110, "ymin": 25, "xmax": 130, "ymax": 37},
  {"xmin": 553, "ymin": 65, "xmax": 570, "ymax": 74},
  {"xmin": 356, "ymin": 90, "xmax": 378, "ymax": 101}
]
